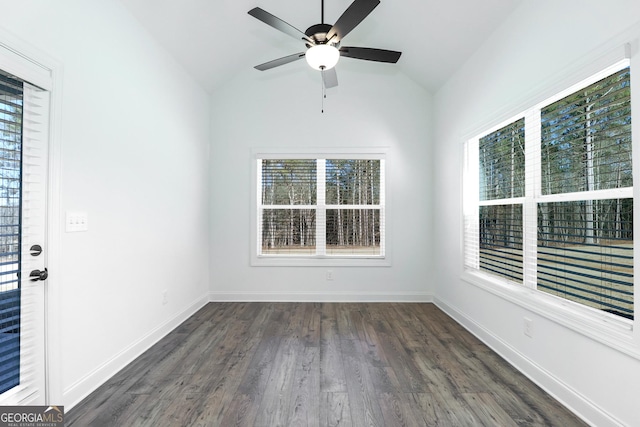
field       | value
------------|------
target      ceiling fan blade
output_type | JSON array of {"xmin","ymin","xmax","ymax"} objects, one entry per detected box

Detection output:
[
  {"xmin": 322, "ymin": 67, "xmax": 338, "ymax": 88},
  {"xmin": 326, "ymin": 0, "xmax": 380, "ymax": 42},
  {"xmin": 254, "ymin": 52, "xmax": 306, "ymax": 71},
  {"xmin": 339, "ymin": 46, "xmax": 401, "ymax": 63},
  {"xmin": 248, "ymin": 8, "xmax": 312, "ymax": 43}
]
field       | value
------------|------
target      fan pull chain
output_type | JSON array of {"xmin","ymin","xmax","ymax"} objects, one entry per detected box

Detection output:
[{"xmin": 321, "ymin": 67, "xmax": 326, "ymax": 113}]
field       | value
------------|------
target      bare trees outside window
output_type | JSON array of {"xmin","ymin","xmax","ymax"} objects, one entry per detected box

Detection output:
[
  {"xmin": 466, "ymin": 63, "xmax": 633, "ymax": 321},
  {"xmin": 259, "ymin": 158, "xmax": 385, "ymax": 258},
  {"xmin": 479, "ymin": 119, "xmax": 525, "ymax": 283},
  {"xmin": 538, "ymin": 67, "xmax": 632, "ymax": 319}
]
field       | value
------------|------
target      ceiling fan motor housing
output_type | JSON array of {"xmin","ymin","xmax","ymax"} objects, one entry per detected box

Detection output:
[{"xmin": 305, "ymin": 23, "xmax": 336, "ymax": 47}]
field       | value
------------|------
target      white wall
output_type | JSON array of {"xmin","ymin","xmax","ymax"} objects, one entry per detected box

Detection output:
[
  {"xmin": 1, "ymin": 0, "xmax": 211, "ymax": 408},
  {"xmin": 209, "ymin": 61, "xmax": 434, "ymax": 301},
  {"xmin": 14, "ymin": 1, "xmax": 638, "ymax": 422},
  {"xmin": 433, "ymin": 1, "xmax": 640, "ymax": 425}
]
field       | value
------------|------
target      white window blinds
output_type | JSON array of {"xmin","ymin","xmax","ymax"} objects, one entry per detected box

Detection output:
[
  {"xmin": 477, "ymin": 119, "xmax": 525, "ymax": 283},
  {"xmin": 258, "ymin": 157, "xmax": 385, "ymax": 258},
  {"xmin": 536, "ymin": 67, "xmax": 633, "ymax": 319},
  {"xmin": 0, "ymin": 71, "xmax": 23, "ymax": 395},
  {"xmin": 464, "ymin": 61, "xmax": 633, "ymax": 321},
  {"xmin": 261, "ymin": 159, "xmax": 317, "ymax": 255}
]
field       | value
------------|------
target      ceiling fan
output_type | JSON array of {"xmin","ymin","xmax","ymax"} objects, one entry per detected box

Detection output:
[{"xmin": 248, "ymin": 0, "xmax": 402, "ymax": 89}]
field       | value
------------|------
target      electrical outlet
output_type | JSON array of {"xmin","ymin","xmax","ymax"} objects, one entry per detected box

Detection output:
[
  {"xmin": 524, "ymin": 317, "xmax": 533, "ymax": 338},
  {"xmin": 162, "ymin": 290, "xmax": 168, "ymax": 305},
  {"xmin": 326, "ymin": 270, "xmax": 334, "ymax": 281}
]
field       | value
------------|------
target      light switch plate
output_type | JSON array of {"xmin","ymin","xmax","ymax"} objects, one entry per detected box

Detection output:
[{"xmin": 66, "ymin": 211, "xmax": 88, "ymax": 232}]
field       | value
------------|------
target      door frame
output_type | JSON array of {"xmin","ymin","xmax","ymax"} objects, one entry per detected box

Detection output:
[{"xmin": 0, "ymin": 27, "xmax": 63, "ymax": 405}]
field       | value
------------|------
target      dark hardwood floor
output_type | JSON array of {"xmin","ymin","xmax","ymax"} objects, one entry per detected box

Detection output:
[{"xmin": 66, "ymin": 303, "xmax": 587, "ymax": 426}]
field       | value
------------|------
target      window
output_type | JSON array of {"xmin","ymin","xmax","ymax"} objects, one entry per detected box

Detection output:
[
  {"xmin": 0, "ymin": 71, "xmax": 23, "ymax": 395},
  {"xmin": 254, "ymin": 154, "xmax": 386, "ymax": 264},
  {"xmin": 464, "ymin": 60, "xmax": 633, "ymax": 321},
  {"xmin": 477, "ymin": 119, "xmax": 525, "ymax": 283}
]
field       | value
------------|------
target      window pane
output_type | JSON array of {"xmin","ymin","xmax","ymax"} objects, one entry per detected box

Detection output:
[
  {"xmin": 258, "ymin": 156, "xmax": 385, "ymax": 259},
  {"xmin": 479, "ymin": 119, "xmax": 525, "ymax": 201},
  {"xmin": 326, "ymin": 209, "xmax": 381, "ymax": 255},
  {"xmin": 541, "ymin": 67, "xmax": 632, "ymax": 194},
  {"xmin": 262, "ymin": 159, "xmax": 317, "ymax": 205},
  {"xmin": 538, "ymin": 199, "xmax": 633, "ymax": 319},
  {"xmin": 261, "ymin": 209, "xmax": 316, "ymax": 255},
  {"xmin": 479, "ymin": 204, "xmax": 523, "ymax": 282},
  {"xmin": 326, "ymin": 159, "xmax": 380, "ymax": 205},
  {"xmin": 0, "ymin": 72, "xmax": 23, "ymax": 394}
]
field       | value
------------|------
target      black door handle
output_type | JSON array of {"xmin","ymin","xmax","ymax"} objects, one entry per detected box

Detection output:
[{"xmin": 29, "ymin": 268, "xmax": 48, "ymax": 282}]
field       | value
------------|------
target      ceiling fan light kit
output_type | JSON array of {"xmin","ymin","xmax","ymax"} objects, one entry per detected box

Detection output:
[
  {"xmin": 248, "ymin": 0, "xmax": 401, "ymax": 90},
  {"xmin": 305, "ymin": 44, "xmax": 340, "ymax": 70}
]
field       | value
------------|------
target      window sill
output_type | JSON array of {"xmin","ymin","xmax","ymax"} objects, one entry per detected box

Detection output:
[
  {"xmin": 461, "ymin": 269, "xmax": 640, "ymax": 360},
  {"xmin": 251, "ymin": 255, "xmax": 391, "ymax": 267}
]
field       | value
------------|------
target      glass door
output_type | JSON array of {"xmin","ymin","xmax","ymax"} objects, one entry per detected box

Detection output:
[{"xmin": 0, "ymin": 70, "xmax": 48, "ymax": 404}]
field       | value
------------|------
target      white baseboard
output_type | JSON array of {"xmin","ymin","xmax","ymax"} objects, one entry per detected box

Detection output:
[
  {"xmin": 209, "ymin": 291, "xmax": 434, "ymax": 303},
  {"xmin": 63, "ymin": 294, "xmax": 209, "ymax": 411},
  {"xmin": 434, "ymin": 297, "xmax": 623, "ymax": 427}
]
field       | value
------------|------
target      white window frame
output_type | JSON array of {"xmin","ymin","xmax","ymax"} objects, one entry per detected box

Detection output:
[
  {"xmin": 251, "ymin": 147, "xmax": 390, "ymax": 267},
  {"xmin": 462, "ymin": 54, "xmax": 640, "ymax": 357}
]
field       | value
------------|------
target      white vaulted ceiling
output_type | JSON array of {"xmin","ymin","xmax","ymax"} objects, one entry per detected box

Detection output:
[{"xmin": 118, "ymin": 0, "xmax": 522, "ymax": 93}]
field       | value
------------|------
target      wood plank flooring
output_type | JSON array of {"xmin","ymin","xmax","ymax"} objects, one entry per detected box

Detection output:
[{"xmin": 66, "ymin": 303, "xmax": 587, "ymax": 426}]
